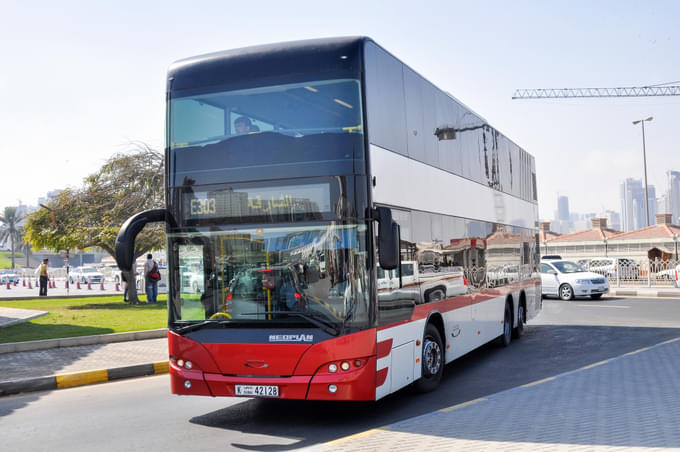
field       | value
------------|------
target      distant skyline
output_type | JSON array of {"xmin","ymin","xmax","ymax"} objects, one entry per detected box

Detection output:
[{"xmin": 2, "ymin": 1, "xmax": 679, "ymax": 221}]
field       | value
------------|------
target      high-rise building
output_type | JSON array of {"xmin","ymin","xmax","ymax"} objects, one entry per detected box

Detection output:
[
  {"xmin": 557, "ymin": 196, "xmax": 569, "ymax": 221},
  {"xmin": 668, "ymin": 170, "xmax": 680, "ymax": 224},
  {"xmin": 602, "ymin": 210, "xmax": 621, "ymax": 231},
  {"xmin": 620, "ymin": 178, "xmax": 656, "ymax": 231}
]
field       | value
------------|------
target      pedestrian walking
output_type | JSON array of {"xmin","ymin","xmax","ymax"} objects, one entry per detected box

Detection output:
[
  {"xmin": 34, "ymin": 258, "xmax": 49, "ymax": 296},
  {"xmin": 144, "ymin": 254, "xmax": 160, "ymax": 303}
]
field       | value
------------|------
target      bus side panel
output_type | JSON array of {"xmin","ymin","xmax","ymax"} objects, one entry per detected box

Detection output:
[
  {"xmin": 376, "ymin": 319, "xmax": 426, "ymax": 400},
  {"xmin": 471, "ymin": 294, "xmax": 506, "ymax": 345}
]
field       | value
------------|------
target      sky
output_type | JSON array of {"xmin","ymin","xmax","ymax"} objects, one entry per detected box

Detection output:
[{"xmin": 1, "ymin": 0, "xmax": 679, "ymax": 221}]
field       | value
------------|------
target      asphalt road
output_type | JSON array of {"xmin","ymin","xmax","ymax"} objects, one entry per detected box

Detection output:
[{"xmin": 1, "ymin": 296, "xmax": 679, "ymax": 451}]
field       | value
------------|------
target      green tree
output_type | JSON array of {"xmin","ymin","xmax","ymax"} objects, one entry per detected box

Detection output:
[
  {"xmin": 0, "ymin": 207, "xmax": 24, "ymax": 269},
  {"xmin": 24, "ymin": 143, "xmax": 165, "ymax": 303}
]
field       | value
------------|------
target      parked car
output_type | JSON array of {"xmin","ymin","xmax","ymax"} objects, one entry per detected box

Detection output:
[
  {"xmin": 587, "ymin": 257, "xmax": 640, "ymax": 280},
  {"xmin": 540, "ymin": 259, "xmax": 610, "ymax": 300},
  {"xmin": 0, "ymin": 269, "xmax": 19, "ymax": 284},
  {"xmin": 657, "ymin": 263, "xmax": 680, "ymax": 287},
  {"xmin": 69, "ymin": 266, "xmax": 104, "ymax": 284}
]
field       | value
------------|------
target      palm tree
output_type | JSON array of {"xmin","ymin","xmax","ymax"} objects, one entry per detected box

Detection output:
[{"xmin": 0, "ymin": 207, "xmax": 24, "ymax": 269}]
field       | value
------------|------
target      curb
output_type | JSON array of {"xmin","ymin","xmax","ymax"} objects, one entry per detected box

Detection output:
[
  {"xmin": 0, "ymin": 328, "xmax": 168, "ymax": 355},
  {"xmin": 0, "ymin": 360, "xmax": 169, "ymax": 396},
  {"xmin": 611, "ymin": 289, "xmax": 680, "ymax": 298}
]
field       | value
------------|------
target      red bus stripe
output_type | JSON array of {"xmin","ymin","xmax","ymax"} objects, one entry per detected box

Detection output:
[
  {"xmin": 376, "ymin": 368, "xmax": 389, "ymax": 387},
  {"xmin": 376, "ymin": 339, "xmax": 393, "ymax": 359}
]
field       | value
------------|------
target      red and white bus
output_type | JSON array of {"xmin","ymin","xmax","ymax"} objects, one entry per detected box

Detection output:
[{"xmin": 115, "ymin": 37, "xmax": 541, "ymax": 401}]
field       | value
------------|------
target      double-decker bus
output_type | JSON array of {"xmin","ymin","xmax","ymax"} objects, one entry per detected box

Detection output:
[{"xmin": 115, "ymin": 37, "xmax": 541, "ymax": 401}]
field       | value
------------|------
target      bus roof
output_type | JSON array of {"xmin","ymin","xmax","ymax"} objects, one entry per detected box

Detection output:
[{"xmin": 168, "ymin": 36, "xmax": 371, "ymax": 92}]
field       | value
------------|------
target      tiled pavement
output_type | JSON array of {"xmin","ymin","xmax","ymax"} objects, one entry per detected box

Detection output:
[{"xmin": 312, "ymin": 337, "xmax": 680, "ymax": 451}]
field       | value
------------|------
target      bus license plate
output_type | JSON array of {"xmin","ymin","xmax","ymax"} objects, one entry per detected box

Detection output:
[{"xmin": 235, "ymin": 385, "xmax": 279, "ymax": 398}]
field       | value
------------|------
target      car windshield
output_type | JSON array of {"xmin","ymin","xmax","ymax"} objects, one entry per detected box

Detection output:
[
  {"xmin": 82, "ymin": 268, "xmax": 98, "ymax": 273},
  {"xmin": 553, "ymin": 261, "xmax": 586, "ymax": 273},
  {"xmin": 169, "ymin": 223, "xmax": 369, "ymax": 333}
]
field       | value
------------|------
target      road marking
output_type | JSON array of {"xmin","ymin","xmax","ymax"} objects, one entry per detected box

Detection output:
[
  {"xmin": 521, "ymin": 376, "xmax": 557, "ymax": 388},
  {"xmin": 323, "ymin": 427, "xmax": 390, "ymax": 446},
  {"xmin": 574, "ymin": 304, "xmax": 630, "ymax": 308},
  {"xmin": 439, "ymin": 397, "xmax": 488, "ymax": 412}
]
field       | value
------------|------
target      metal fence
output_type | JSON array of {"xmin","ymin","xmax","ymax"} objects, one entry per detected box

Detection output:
[{"xmin": 578, "ymin": 258, "xmax": 680, "ymax": 288}]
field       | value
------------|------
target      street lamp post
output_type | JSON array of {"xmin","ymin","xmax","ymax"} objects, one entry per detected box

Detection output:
[
  {"xmin": 632, "ymin": 116, "xmax": 653, "ymax": 227},
  {"xmin": 604, "ymin": 236, "xmax": 608, "ymax": 257},
  {"xmin": 673, "ymin": 233, "xmax": 678, "ymax": 261}
]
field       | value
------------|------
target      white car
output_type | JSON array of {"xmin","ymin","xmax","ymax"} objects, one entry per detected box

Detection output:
[
  {"xmin": 540, "ymin": 260, "xmax": 610, "ymax": 300},
  {"xmin": 69, "ymin": 266, "xmax": 104, "ymax": 284}
]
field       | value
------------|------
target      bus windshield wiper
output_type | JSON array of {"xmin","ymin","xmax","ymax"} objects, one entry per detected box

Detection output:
[
  {"xmin": 241, "ymin": 311, "xmax": 340, "ymax": 336},
  {"xmin": 174, "ymin": 320, "xmax": 226, "ymax": 334}
]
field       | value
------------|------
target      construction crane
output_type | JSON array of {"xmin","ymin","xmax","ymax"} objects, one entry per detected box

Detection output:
[{"xmin": 512, "ymin": 83, "xmax": 680, "ymax": 99}]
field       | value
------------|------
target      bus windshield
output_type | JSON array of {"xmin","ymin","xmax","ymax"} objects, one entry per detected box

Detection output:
[
  {"xmin": 168, "ymin": 78, "xmax": 365, "ymax": 186},
  {"xmin": 169, "ymin": 223, "xmax": 370, "ymax": 334},
  {"xmin": 170, "ymin": 78, "xmax": 363, "ymax": 148}
]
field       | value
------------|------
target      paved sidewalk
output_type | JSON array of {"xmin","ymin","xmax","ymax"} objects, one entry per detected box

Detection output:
[
  {"xmin": 0, "ymin": 306, "xmax": 48, "ymax": 327},
  {"xmin": 311, "ymin": 337, "xmax": 680, "ymax": 451}
]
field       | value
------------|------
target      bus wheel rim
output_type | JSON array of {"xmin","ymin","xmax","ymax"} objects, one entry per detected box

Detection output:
[{"xmin": 423, "ymin": 339, "xmax": 441, "ymax": 375}]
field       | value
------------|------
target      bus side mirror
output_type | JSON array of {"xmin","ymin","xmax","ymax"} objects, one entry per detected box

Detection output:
[
  {"xmin": 371, "ymin": 206, "xmax": 400, "ymax": 270},
  {"xmin": 114, "ymin": 209, "xmax": 172, "ymax": 272}
]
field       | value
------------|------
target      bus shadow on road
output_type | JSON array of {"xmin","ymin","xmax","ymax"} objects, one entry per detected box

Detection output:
[{"xmin": 188, "ymin": 324, "xmax": 680, "ymax": 450}]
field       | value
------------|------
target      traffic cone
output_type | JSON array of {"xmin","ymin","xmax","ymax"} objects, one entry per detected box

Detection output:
[
  {"xmin": 77, "ymin": 281, "xmax": 81, "ymax": 289},
  {"xmin": 100, "ymin": 282, "xmax": 105, "ymax": 290},
  {"xmin": 88, "ymin": 282, "xmax": 92, "ymax": 290}
]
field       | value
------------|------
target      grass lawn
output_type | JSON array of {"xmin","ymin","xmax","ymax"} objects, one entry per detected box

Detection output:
[
  {"xmin": 0, "ymin": 295, "xmax": 168, "ymax": 343},
  {"xmin": 0, "ymin": 251, "xmax": 26, "ymax": 269}
]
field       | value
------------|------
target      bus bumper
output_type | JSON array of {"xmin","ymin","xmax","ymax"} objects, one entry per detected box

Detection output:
[{"xmin": 170, "ymin": 356, "xmax": 377, "ymax": 401}]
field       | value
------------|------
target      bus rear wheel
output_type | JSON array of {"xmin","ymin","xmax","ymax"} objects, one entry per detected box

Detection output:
[
  {"xmin": 414, "ymin": 324, "xmax": 444, "ymax": 393},
  {"xmin": 499, "ymin": 302, "xmax": 512, "ymax": 347},
  {"xmin": 512, "ymin": 302, "xmax": 525, "ymax": 339}
]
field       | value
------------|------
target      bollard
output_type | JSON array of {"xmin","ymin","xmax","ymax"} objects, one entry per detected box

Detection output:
[
  {"xmin": 28, "ymin": 280, "xmax": 32, "ymax": 289},
  {"xmin": 23, "ymin": 279, "xmax": 26, "ymax": 287},
  {"xmin": 88, "ymin": 282, "xmax": 92, "ymax": 290},
  {"xmin": 77, "ymin": 281, "xmax": 81, "ymax": 289},
  {"xmin": 6, "ymin": 282, "xmax": 10, "ymax": 289},
  {"xmin": 115, "ymin": 282, "xmax": 120, "ymax": 292},
  {"xmin": 14, "ymin": 279, "xmax": 19, "ymax": 286},
  {"xmin": 100, "ymin": 282, "xmax": 105, "ymax": 290},
  {"xmin": 65, "ymin": 280, "xmax": 69, "ymax": 289}
]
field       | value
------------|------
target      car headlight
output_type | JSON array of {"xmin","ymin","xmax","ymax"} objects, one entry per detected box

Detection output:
[{"xmin": 575, "ymin": 279, "xmax": 589, "ymax": 284}]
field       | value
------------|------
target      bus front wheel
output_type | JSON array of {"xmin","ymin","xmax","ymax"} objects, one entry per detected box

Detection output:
[{"xmin": 414, "ymin": 324, "xmax": 444, "ymax": 393}]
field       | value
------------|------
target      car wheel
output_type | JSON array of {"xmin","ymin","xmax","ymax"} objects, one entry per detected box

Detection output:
[
  {"xmin": 414, "ymin": 324, "xmax": 444, "ymax": 393},
  {"xmin": 512, "ymin": 302, "xmax": 525, "ymax": 339},
  {"xmin": 559, "ymin": 284, "xmax": 574, "ymax": 301},
  {"xmin": 499, "ymin": 301, "xmax": 512, "ymax": 347},
  {"xmin": 591, "ymin": 294, "xmax": 603, "ymax": 300},
  {"xmin": 426, "ymin": 288, "xmax": 445, "ymax": 302}
]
